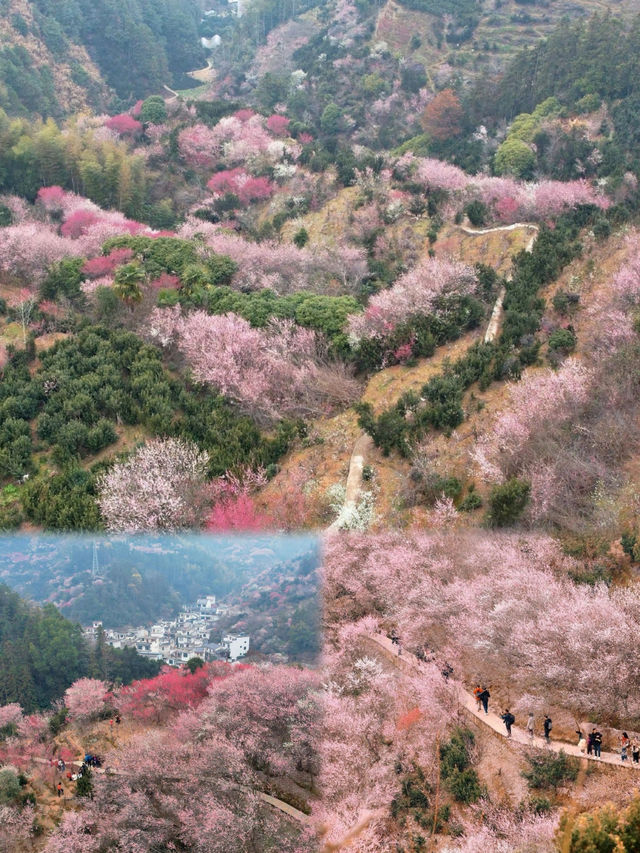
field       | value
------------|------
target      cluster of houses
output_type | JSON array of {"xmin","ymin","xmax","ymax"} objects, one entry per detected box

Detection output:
[{"xmin": 84, "ymin": 595, "xmax": 250, "ymax": 666}]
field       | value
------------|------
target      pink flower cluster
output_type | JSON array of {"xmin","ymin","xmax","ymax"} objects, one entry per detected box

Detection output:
[
  {"xmin": 207, "ymin": 168, "xmax": 275, "ymax": 205},
  {"xmin": 473, "ymin": 358, "xmax": 593, "ymax": 482},
  {"xmin": 147, "ymin": 308, "xmax": 322, "ymax": 424},
  {"xmin": 348, "ymin": 256, "xmax": 477, "ymax": 340},
  {"xmin": 178, "ymin": 219, "xmax": 367, "ymax": 294},
  {"xmin": 400, "ymin": 154, "xmax": 610, "ymax": 223},
  {"xmin": 179, "ymin": 114, "xmax": 290, "ymax": 169}
]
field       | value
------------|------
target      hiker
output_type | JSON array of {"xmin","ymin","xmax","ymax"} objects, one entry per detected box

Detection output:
[
  {"xmin": 501, "ymin": 709, "xmax": 515, "ymax": 738},
  {"xmin": 587, "ymin": 730, "xmax": 595, "ymax": 755},
  {"xmin": 543, "ymin": 715, "xmax": 552, "ymax": 742},
  {"xmin": 115, "ymin": 713, "xmax": 121, "ymax": 725},
  {"xmin": 441, "ymin": 662, "xmax": 453, "ymax": 680},
  {"xmin": 592, "ymin": 728, "xmax": 602, "ymax": 758},
  {"xmin": 479, "ymin": 686, "xmax": 490, "ymax": 715},
  {"xmin": 621, "ymin": 732, "xmax": 630, "ymax": 762},
  {"xmin": 632, "ymin": 739, "xmax": 640, "ymax": 764},
  {"xmin": 577, "ymin": 732, "xmax": 587, "ymax": 754},
  {"xmin": 473, "ymin": 685, "xmax": 483, "ymax": 712},
  {"xmin": 526, "ymin": 713, "xmax": 535, "ymax": 740},
  {"xmin": 56, "ymin": 782, "xmax": 63, "ymax": 798},
  {"xmin": 57, "ymin": 758, "xmax": 65, "ymax": 772}
]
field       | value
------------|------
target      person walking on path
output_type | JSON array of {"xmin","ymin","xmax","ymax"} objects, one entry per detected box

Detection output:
[
  {"xmin": 473, "ymin": 685, "xmax": 483, "ymax": 712},
  {"xmin": 621, "ymin": 732, "xmax": 630, "ymax": 762},
  {"xmin": 543, "ymin": 715, "xmax": 552, "ymax": 742},
  {"xmin": 526, "ymin": 713, "xmax": 535, "ymax": 741},
  {"xmin": 587, "ymin": 730, "xmax": 595, "ymax": 755},
  {"xmin": 632, "ymin": 739, "xmax": 640, "ymax": 764},
  {"xmin": 593, "ymin": 728, "xmax": 602, "ymax": 758},
  {"xmin": 56, "ymin": 782, "xmax": 63, "ymax": 798},
  {"xmin": 502, "ymin": 709, "xmax": 515, "ymax": 738},
  {"xmin": 577, "ymin": 731, "xmax": 587, "ymax": 754},
  {"xmin": 479, "ymin": 686, "xmax": 490, "ymax": 715}
]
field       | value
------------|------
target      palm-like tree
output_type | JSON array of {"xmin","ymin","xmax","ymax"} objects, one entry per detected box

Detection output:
[{"xmin": 113, "ymin": 262, "xmax": 145, "ymax": 311}]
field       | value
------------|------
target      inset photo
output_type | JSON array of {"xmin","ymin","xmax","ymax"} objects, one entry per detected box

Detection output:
[{"xmin": 0, "ymin": 534, "xmax": 321, "ymax": 852}]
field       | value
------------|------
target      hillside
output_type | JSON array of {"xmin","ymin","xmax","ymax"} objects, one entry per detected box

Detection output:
[
  {"xmin": 0, "ymin": 0, "xmax": 204, "ymax": 117},
  {"xmin": 3, "ymin": 1, "xmax": 640, "ymax": 850}
]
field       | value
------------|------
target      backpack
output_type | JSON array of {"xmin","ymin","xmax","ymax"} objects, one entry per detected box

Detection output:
[
  {"xmin": 506, "ymin": 713, "xmax": 515, "ymax": 726},
  {"xmin": 546, "ymin": 719, "xmax": 552, "ymax": 731}
]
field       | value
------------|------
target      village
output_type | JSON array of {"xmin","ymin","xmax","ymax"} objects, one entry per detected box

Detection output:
[{"xmin": 84, "ymin": 595, "xmax": 251, "ymax": 667}]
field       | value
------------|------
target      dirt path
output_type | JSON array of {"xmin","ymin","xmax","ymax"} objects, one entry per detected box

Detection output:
[
  {"xmin": 31, "ymin": 757, "xmax": 310, "ymax": 824},
  {"xmin": 327, "ymin": 433, "xmax": 375, "ymax": 530},
  {"xmin": 329, "ymin": 222, "xmax": 540, "ymax": 526},
  {"xmin": 163, "ymin": 84, "xmax": 179, "ymax": 102},
  {"xmin": 459, "ymin": 222, "xmax": 539, "ymax": 344},
  {"xmin": 365, "ymin": 633, "xmax": 638, "ymax": 771}
]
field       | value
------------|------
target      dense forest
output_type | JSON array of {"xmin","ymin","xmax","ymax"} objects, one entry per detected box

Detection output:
[
  {"xmin": 0, "ymin": 583, "xmax": 159, "ymax": 711},
  {"xmin": 0, "ymin": 0, "xmax": 205, "ymax": 117}
]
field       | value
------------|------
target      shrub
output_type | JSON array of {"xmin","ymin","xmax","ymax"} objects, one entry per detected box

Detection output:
[
  {"xmin": 293, "ymin": 227, "xmax": 309, "ymax": 248},
  {"xmin": 0, "ymin": 769, "xmax": 20, "ymax": 804},
  {"xmin": 548, "ymin": 327, "xmax": 577, "ymax": 353},
  {"xmin": 362, "ymin": 465, "xmax": 374, "ymax": 482},
  {"xmin": 48, "ymin": 707, "xmax": 68, "ymax": 736},
  {"xmin": 465, "ymin": 200, "xmax": 488, "ymax": 227},
  {"xmin": 76, "ymin": 766, "xmax": 94, "ymax": 799},
  {"xmin": 459, "ymin": 491, "xmax": 483, "ymax": 512},
  {"xmin": 530, "ymin": 795, "xmax": 552, "ymax": 815},
  {"xmin": 440, "ymin": 728, "xmax": 483, "ymax": 804},
  {"xmin": 486, "ymin": 477, "xmax": 531, "ymax": 526},
  {"xmin": 522, "ymin": 750, "xmax": 579, "ymax": 790}
]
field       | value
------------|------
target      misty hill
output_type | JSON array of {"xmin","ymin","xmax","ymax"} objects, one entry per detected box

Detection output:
[
  {"xmin": 0, "ymin": 0, "xmax": 204, "ymax": 117},
  {"xmin": 0, "ymin": 534, "xmax": 320, "ymax": 628}
]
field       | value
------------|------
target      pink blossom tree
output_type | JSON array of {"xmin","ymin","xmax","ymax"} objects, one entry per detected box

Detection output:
[
  {"xmin": 266, "ymin": 115, "xmax": 291, "ymax": 137},
  {"xmin": 207, "ymin": 169, "xmax": 275, "ymax": 205},
  {"xmin": 0, "ymin": 224, "xmax": 83, "ymax": 285},
  {"xmin": 178, "ymin": 123, "xmax": 221, "ymax": 168},
  {"xmin": 148, "ymin": 308, "xmax": 328, "ymax": 424},
  {"xmin": 63, "ymin": 678, "xmax": 110, "ymax": 721},
  {"xmin": 97, "ymin": 438, "xmax": 211, "ymax": 532},
  {"xmin": 348, "ymin": 256, "xmax": 477, "ymax": 340},
  {"xmin": 0, "ymin": 704, "xmax": 22, "ymax": 730},
  {"xmin": 0, "ymin": 804, "xmax": 34, "ymax": 853}
]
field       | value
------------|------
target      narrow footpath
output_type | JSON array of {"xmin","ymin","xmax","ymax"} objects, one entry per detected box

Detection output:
[
  {"xmin": 366, "ymin": 632, "xmax": 639, "ymax": 771},
  {"xmin": 329, "ymin": 221, "xmax": 540, "ymax": 527},
  {"xmin": 31, "ymin": 756, "xmax": 310, "ymax": 824}
]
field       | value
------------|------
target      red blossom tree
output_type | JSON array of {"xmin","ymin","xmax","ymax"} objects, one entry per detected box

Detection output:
[
  {"xmin": 105, "ymin": 114, "xmax": 143, "ymax": 136},
  {"xmin": 266, "ymin": 114, "xmax": 291, "ymax": 137}
]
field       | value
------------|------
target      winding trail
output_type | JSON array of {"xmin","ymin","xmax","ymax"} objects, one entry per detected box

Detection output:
[
  {"xmin": 31, "ymin": 756, "xmax": 310, "ymax": 824},
  {"xmin": 328, "ymin": 221, "xmax": 540, "ymax": 527},
  {"xmin": 458, "ymin": 222, "xmax": 539, "ymax": 344},
  {"xmin": 162, "ymin": 84, "xmax": 179, "ymax": 103},
  {"xmin": 365, "ymin": 632, "xmax": 638, "ymax": 771}
]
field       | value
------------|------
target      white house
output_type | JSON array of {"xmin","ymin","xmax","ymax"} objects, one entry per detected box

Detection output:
[
  {"xmin": 196, "ymin": 595, "xmax": 217, "ymax": 611},
  {"xmin": 221, "ymin": 634, "xmax": 250, "ymax": 661}
]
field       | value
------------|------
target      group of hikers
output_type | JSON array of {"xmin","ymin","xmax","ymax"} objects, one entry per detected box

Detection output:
[
  {"xmin": 53, "ymin": 752, "xmax": 102, "ymax": 798},
  {"xmin": 473, "ymin": 685, "xmax": 638, "ymax": 762}
]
